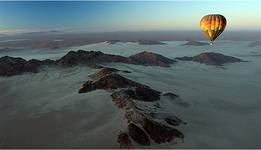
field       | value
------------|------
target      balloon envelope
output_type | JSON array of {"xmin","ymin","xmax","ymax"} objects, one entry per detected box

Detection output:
[{"xmin": 200, "ymin": 14, "xmax": 226, "ymax": 44}]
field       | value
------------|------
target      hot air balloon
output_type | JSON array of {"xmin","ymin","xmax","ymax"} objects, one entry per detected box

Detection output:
[{"xmin": 200, "ymin": 14, "xmax": 226, "ymax": 45}]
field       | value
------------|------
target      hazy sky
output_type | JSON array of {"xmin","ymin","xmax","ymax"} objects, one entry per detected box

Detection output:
[{"xmin": 0, "ymin": 1, "xmax": 261, "ymax": 33}]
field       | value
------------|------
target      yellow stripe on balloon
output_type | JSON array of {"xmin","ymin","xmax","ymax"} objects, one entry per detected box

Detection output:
[{"xmin": 200, "ymin": 14, "xmax": 226, "ymax": 42}]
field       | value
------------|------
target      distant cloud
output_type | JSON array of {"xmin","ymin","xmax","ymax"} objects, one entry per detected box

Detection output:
[
  {"xmin": 0, "ymin": 29, "xmax": 31, "ymax": 35},
  {"xmin": 0, "ymin": 27, "xmax": 74, "ymax": 35}
]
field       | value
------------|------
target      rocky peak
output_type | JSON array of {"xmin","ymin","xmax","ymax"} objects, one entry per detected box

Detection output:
[
  {"xmin": 56, "ymin": 50, "xmax": 127, "ymax": 66},
  {"xmin": 0, "ymin": 56, "xmax": 37, "ymax": 76},
  {"xmin": 129, "ymin": 51, "xmax": 176, "ymax": 67},
  {"xmin": 176, "ymin": 52, "xmax": 244, "ymax": 66}
]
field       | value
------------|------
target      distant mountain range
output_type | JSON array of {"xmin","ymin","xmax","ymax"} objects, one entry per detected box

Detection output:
[{"xmin": 1, "ymin": 30, "xmax": 261, "ymax": 49}]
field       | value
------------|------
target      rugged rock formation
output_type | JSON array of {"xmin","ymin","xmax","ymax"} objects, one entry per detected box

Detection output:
[
  {"xmin": 89, "ymin": 67, "xmax": 119, "ymax": 79},
  {"xmin": 142, "ymin": 118, "xmax": 184, "ymax": 144},
  {"xmin": 112, "ymin": 88, "xmax": 184, "ymax": 146},
  {"xmin": 78, "ymin": 68, "xmax": 184, "ymax": 148},
  {"xmin": 79, "ymin": 72, "xmax": 163, "ymax": 102},
  {"xmin": 129, "ymin": 51, "xmax": 176, "ymax": 67},
  {"xmin": 28, "ymin": 59, "xmax": 55, "ymax": 66},
  {"xmin": 149, "ymin": 113, "xmax": 186, "ymax": 126},
  {"xmin": 117, "ymin": 132, "xmax": 132, "ymax": 149},
  {"xmin": 0, "ymin": 56, "xmax": 36, "ymax": 76},
  {"xmin": 182, "ymin": 40, "xmax": 209, "ymax": 46},
  {"xmin": 78, "ymin": 74, "xmax": 149, "ymax": 93},
  {"xmin": 176, "ymin": 52, "xmax": 244, "ymax": 66},
  {"xmin": 111, "ymin": 87, "xmax": 161, "ymax": 103},
  {"xmin": 57, "ymin": 50, "xmax": 175, "ymax": 67},
  {"xmin": 137, "ymin": 40, "xmax": 166, "ymax": 45},
  {"xmin": 88, "ymin": 67, "xmax": 131, "ymax": 80},
  {"xmin": 133, "ymin": 86, "xmax": 161, "ymax": 102},
  {"xmin": 128, "ymin": 123, "xmax": 150, "ymax": 146},
  {"xmin": 81, "ymin": 68, "xmax": 161, "ymax": 101},
  {"xmin": 0, "ymin": 50, "xmax": 174, "ymax": 77},
  {"xmin": 0, "ymin": 56, "xmax": 54, "ymax": 77},
  {"xmin": 56, "ymin": 50, "xmax": 128, "ymax": 67}
]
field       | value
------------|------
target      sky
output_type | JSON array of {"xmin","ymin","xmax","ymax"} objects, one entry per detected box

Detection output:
[{"xmin": 0, "ymin": 1, "xmax": 261, "ymax": 33}]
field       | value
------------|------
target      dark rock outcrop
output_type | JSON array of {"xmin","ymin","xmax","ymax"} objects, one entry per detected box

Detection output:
[
  {"xmin": 28, "ymin": 59, "xmax": 55, "ymax": 66},
  {"xmin": 0, "ymin": 56, "xmax": 36, "ymax": 76},
  {"xmin": 79, "ymin": 72, "xmax": 162, "ymax": 100},
  {"xmin": 56, "ymin": 50, "xmax": 128, "ymax": 67},
  {"xmin": 182, "ymin": 40, "xmax": 209, "ymax": 46},
  {"xmin": 78, "ymin": 74, "xmax": 146, "ymax": 93},
  {"xmin": 112, "ymin": 89, "xmax": 185, "ymax": 145},
  {"xmin": 89, "ymin": 67, "xmax": 131, "ymax": 80},
  {"xmin": 78, "ymin": 68, "xmax": 184, "ymax": 148},
  {"xmin": 89, "ymin": 67, "xmax": 119, "ymax": 79},
  {"xmin": 142, "ymin": 118, "xmax": 184, "ymax": 144},
  {"xmin": 1, "ymin": 50, "xmax": 174, "ymax": 77},
  {"xmin": 82, "ymin": 68, "xmax": 161, "ymax": 101},
  {"xmin": 111, "ymin": 90, "xmax": 132, "ymax": 109},
  {"xmin": 128, "ymin": 123, "xmax": 150, "ymax": 146},
  {"xmin": 58, "ymin": 50, "xmax": 175, "ymax": 68},
  {"xmin": 129, "ymin": 51, "xmax": 176, "ymax": 67},
  {"xmin": 176, "ymin": 52, "xmax": 244, "ymax": 66},
  {"xmin": 111, "ymin": 87, "xmax": 161, "ymax": 103},
  {"xmin": 134, "ymin": 86, "xmax": 161, "ymax": 102},
  {"xmin": 150, "ymin": 113, "xmax": 186, "ymax": 126},
  {"xmin": 117, "ymin": 132, "xmax": 132, "ymax": 149},
  {"xmin": 0, "ymin": 56, "xmax": 54, "ymax": 77}
]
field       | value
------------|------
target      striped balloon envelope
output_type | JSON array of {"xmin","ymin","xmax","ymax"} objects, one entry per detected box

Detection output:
[{"xmin": 200, "ymin": 14, "xmax": 227, "ymax": 45}]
